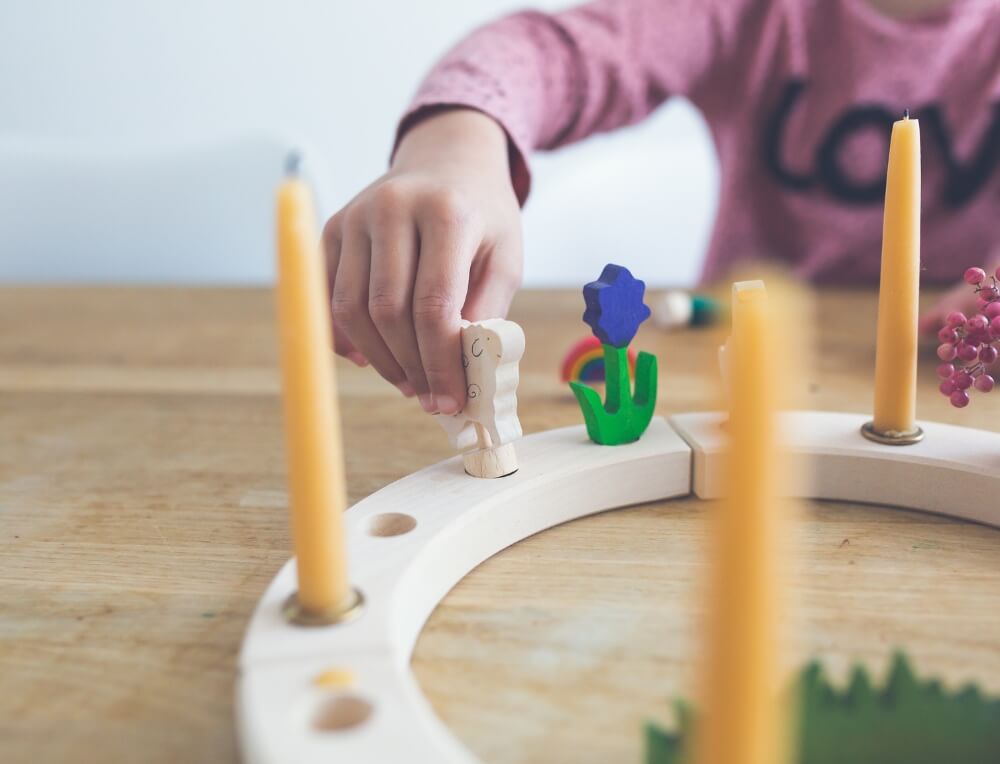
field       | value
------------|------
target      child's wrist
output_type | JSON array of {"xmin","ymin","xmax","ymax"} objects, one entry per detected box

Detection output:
[{"xmin": 393, "ymin": 107, "xmax": 509, "ymax": 176}]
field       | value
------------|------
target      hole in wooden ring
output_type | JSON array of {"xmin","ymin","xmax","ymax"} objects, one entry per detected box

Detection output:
[
  {"xmin": 366, "ymin": 512, "xmax": 417, "ymax": 537},
  {"xmin": 312, "ymin": 694, "xmax": 373, "ymax": 732}
]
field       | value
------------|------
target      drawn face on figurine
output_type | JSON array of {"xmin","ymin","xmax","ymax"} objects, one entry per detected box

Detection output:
[
  {"xmin": 464, "ymin": 323, "xmax": 524, "ymax": 367},
  {"xmin": 461, "ymin": 321, "xmax": 525, "ymax": 382}
]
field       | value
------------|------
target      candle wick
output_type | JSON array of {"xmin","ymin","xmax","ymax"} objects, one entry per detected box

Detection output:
[
  {"xmin": 285, "ymin": 150, "xmax": 302, "ymax": 178},
  {"xmin": 904, "ymin": 108, "xmax": 910, "ymax": 120}
]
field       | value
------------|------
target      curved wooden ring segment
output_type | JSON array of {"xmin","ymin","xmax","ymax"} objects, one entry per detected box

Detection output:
[{"xmin": 237, "ymin": 412, "xmax": 1000, "ymax": 763}]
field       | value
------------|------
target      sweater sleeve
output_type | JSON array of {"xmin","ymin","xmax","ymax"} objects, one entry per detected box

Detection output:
[{"xmin": 396, "ymin": 0, "xmax": 750, "ymax": 203}]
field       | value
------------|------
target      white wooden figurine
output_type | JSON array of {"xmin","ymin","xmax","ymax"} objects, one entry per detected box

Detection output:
[{"xmin": 437, "ymin": 318, "xmax": 525, "ymax": 478}]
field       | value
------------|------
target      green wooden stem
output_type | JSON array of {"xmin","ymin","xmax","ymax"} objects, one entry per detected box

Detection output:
[{"xmin": 569, "ymin": 343, "xmax": 657, "ymax": 445}]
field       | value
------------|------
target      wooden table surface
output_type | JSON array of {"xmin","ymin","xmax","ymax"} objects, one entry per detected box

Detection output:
[{"xmin": 2, "ymin": 287, "xmax": 999, "ymax": 764}]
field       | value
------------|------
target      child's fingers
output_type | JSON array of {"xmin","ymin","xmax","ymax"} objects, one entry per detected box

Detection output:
[
  {"xmin": 919, "ymin": 305, "xmax": 946, "ymax": 336},
  {"xmin": 462, "ymin": 245, "xmax": 522, "ymax": 321},
  {"xmin": 322, "ymin": 215, "xmax": 366, "ymax": 366},
  {"xmin": 332, "ymin": 323, "xmax": 365, "ymax": 366},
  {"xmin": 413, "ymin": 204, "xmax": 476, "ymax": 416},
  {"xmin": 331, "ymin": 219, "xmax": 408, "ymax": 390},
  {"xmin": 368, "ymin": 199, "xmax": 426, "ymax": 399}
]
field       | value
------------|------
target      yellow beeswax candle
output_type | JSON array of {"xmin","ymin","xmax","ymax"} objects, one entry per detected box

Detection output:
[
  {"xmin": 872, "ymin": 114, "xmax": 921, "ymax": 437},
  {"xmin": 695, "ymin": 281, "xmax": 788, "ymax": 764},
  {"xmin": 276, "ymin": 166, "xmax": 352, "ymax": 618}
]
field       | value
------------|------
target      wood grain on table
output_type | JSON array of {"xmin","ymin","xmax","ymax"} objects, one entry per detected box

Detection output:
[{"xmin": 2, "ymin": 287, "xmax": 998, "ymax": 764}]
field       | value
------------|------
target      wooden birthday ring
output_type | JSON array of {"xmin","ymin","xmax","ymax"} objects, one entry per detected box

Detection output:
[{"xmin": 236, "ymin": 411, "xmax": 1000, "ymax": 763}]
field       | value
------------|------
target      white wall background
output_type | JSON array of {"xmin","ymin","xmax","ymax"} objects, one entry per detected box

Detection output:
[{"xmin": 0, "ymin": 0, "xmax": 718, "ymax": 286}]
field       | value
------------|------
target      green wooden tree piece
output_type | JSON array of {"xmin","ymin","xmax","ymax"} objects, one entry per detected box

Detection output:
[
  {"xmin": 645, "ymin": 701, "xmax": 692, "ymax": 764},
  {"xmin": 646, "ymin": 652, "xmax": 1000, "ymax": 764},
  {"xmin": 569, "ymin": 343, "xmax": 657, "ymax": 445}
]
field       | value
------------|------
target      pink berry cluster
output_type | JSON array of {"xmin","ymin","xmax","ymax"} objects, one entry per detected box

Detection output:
[{"xmin": 936, "ymin": 266, "xmax": 1000, "ymax": 408}]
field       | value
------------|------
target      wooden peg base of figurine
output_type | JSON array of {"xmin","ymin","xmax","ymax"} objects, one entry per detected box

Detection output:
[{"xmin": 462, "ymin": 442, "xmax": 518, "ymax": 479}]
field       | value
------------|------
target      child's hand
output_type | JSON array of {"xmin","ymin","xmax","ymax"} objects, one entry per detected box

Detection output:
[
  {"xmin": 323, "ymin": 109, "xmax": 522, "ymax": 415},
  {"xmin": 920, "ymin": 258, "xmax": 1000, "ymax": 336}
]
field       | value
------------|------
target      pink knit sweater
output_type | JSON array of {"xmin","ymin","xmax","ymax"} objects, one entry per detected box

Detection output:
[{"xmin": 400, "ymin": 0, "xmax": 1000, "ymax": 283}]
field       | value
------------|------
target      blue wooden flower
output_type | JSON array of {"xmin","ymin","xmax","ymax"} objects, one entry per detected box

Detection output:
[{"xmin": 582, "ymin": 264, "xmax": 652, "ymax": 348}]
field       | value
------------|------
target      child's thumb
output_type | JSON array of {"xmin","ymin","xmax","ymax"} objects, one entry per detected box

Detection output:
[{"xmin": 462, "ymin": 252, "xmax": 521, "ymax": 322}]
